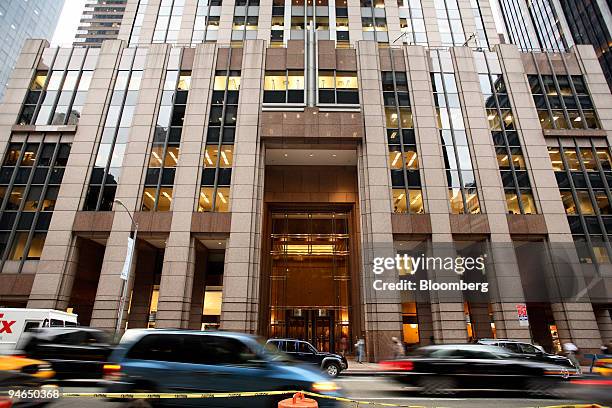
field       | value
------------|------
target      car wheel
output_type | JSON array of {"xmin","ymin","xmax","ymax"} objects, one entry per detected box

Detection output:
[
  {"xmin": 324, "ymin": 363, "xmax": 340, "ymax": 378},
  {"xmin": 418, "ymin": 376, "xmax": 456, "ymax": 395}
]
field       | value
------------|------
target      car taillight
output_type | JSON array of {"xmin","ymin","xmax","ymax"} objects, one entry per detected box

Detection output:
[
  {"xmin": 103, "ymin": 364, "xmax": 122, "ymax": 381},
  {"xmin": 595, "ymin": 361, "xmax": 612, "ymax": 368},
  {"xmin": 379, "ymin": 360, "xmax": 414, "ymax": 371},
  {"xmin": 0, "ymin": 397, "xmax": 13, "ymax": 408}
]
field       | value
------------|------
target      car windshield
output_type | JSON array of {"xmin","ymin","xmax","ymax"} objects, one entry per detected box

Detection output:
[{"xmin": 254, "ymin": 338, "xmax": 293, "ymax": 362}]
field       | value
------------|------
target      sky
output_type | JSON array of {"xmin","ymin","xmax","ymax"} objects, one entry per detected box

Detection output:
[{"xmin": 50, "ymin": 0, "xmax": 86, "ymax": 46}]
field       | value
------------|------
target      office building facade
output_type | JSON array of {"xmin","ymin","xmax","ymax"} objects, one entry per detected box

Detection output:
[
  {"xmin": 74, "ymin": 1, "xmax": 128, "ymax": 47},
  {"xmin": 0, "ymin": 0, "xmax": 610, "ymax": 359},
  {"xmin": 498, "ymin": 0, "xmax": 612, "ymax": 91},
  {"xmin": 0, "ymin": 0, "xmax": 64, "ymax": 101}
]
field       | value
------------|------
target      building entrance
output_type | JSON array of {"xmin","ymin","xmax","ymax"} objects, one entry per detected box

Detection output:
[{"xmin": 267, "ymin": 211, "xmax": 352, "ymax": 353}]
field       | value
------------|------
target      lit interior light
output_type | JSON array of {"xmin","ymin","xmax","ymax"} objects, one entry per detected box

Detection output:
[
  {"xmin": 410, "ymin": 193, "xmax": 421, "ymax": 205},
  {"xmin": 205, "ymin": 151, "xmax": 213, "ymax": 165},
  {"xmin": 487, "ymin": 114, "xmax": 496, "ymax": 120},
  {"xmin": 162, "ymin": 192, "xmax": 172, "ymax": 201},
  {"xmin": 152, "ymin": 151, "xmax": 162, "ymax": 163},
  {"xmin": 391, "ymin": 152, "xmax": 401, "ymax": 166},
  {"xmin": 200, "ymin": 191, "xmax": 210, "ymax": 203},
  {"xmin": 407, "ymin": 153, "xmax": 416, "ymax": 167},
  {"xmin": 397, "ymin": 193, "xmax": 405, "ymax": 200},
  {"xmin": 218, "ymin": 192, "xmax": 227, "ymax": 204},
  {"xmin": 221, "ymin": 150, "xmax": 230, "ymax": 165},
  {"xmin": 145, "ymin": 191, "xmax": 155, "ymax": 200},
  {"xmin": 574, "ymin": 116, "xmax": 582, "ymax": 122},
  {"xmin": 283, "ymin": 244, "xmax": 335, "ymax": 255},
  {"xmin": 168, "ymin": 151, "xmax": 178, "ymax": 163}
]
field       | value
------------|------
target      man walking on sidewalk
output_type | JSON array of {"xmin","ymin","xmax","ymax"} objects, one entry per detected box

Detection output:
[{"xmin": 355, "ymin": 337, "xmax": 365, "ymax": 363}]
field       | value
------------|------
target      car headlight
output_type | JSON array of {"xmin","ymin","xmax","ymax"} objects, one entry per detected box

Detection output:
[{"xmin": 312, "ymin": 381, "xmax": 340, "ymax": 392}]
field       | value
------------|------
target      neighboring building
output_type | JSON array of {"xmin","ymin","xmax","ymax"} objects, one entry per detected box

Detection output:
[
  {"xmin": 498, "ymin": 0, "xmax": 612, "ymax": 90},
  {"xmin": 74, "ymin": 0, "xmax": 127, "ymax": 47},
  {"xmin": 0, "ymin": 0, "xmax": 64, "ymax": 101},
  {"xmin": 0, "ymin": 0, "xmax": 610, "ymax": 360}
]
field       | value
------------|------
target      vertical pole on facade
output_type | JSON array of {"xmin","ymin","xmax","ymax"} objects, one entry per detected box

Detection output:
[{"xmin": 114, "ymin": 199, "xmax": 138, "ymax": 341}]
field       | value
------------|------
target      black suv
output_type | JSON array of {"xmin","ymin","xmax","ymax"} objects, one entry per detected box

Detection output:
[
  {"xmin": 477, "ymin": 339, "xmax": 576, "ymax": 369},
  {"xmin": 267, "ymin": 339, "xmax": 348, "ymax": 377}
]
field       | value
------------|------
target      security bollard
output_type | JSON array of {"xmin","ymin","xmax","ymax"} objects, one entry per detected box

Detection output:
[{"xmin": 278, "ymin": 392, "xmax": 318, "ymax": 408}]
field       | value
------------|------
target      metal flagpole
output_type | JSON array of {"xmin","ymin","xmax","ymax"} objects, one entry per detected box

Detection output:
[{"xmin": 114, "ymin": 199, "xmax": 138, "ymax": 341}]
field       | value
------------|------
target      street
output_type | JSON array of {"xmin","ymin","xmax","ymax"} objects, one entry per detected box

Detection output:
[{"xmin": 38, "ymin": 375, "xmax": 607, "ymax": 408}]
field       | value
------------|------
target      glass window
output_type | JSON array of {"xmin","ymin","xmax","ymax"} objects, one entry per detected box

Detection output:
[
  {"xmin": 392, "ymin": 189, "xmax": 407, "ymax": 213},
  {"xmin": 264, "ymin": 71, "xmax": 287, "ymax": 90},
  {"xmin": 215, "ymin": 187, "xmax": 230, "ymax": 212},
  {"xmin": 336, "ymin": 72, "xmax": 357, "ymax": 89},
  {"xmin": 198, "ymin": 187, "xmax": 214, "ymax": 212},
  {"xmin": 142, "ymin": 187, "xmax": 157, "ymax": 211},
  {"xmin": 576, "ymin": 191, "xmax": 595, "ymax": 215}
]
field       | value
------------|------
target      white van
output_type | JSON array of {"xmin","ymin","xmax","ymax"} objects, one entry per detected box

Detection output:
[{"xmin": 0, "ymin": 308, "xmax": 78, "ymax": 353}]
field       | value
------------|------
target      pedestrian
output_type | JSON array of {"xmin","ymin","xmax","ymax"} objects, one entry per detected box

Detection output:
[
  {"xmin": 563, "ymin": 342, "xmax": 582, "ymax": 374},
  {"xmin": 391, "ymin": 336, "xmax": 404, "ymax": 359},
  {"xmin": 340, "ymin": 335, "xmax": 347, "ymax": 357},
  {"xmin": 355, "ymin": 337, "xmax": 365, "ymax": 363}
]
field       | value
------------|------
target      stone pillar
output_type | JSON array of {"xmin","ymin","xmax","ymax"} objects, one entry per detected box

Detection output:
[
  {"xmin": 217, "ymin": 0, "xmax": 236, "ymax": 45},
  {"xmin": 178, "ymin": 0, "xmax": 198, "ymax": 45},
  {"xmin": 416, "ymin": 302, "xmax": 434, "ymax": 344},
  {"xmin": 126, "ymin": 245, "xmax": 157, "ymax": 328},
  {"xmin": 405, "ymin": 45, "xmax": 467, "ymax": 344},
  {"xmin": 155, "ymin": 43, "xmax": 216, "ymax": 328},
  {"xmin": 453, "ymin": 46, "xmax": 531, "ymax": 341},
  {"xmin": 469, "ymin": 302, "xmax": 493, "ymax": 339},
  {"xmin": 356, "ymin": 41, "xmax": 402, "ymax": 361},
  {"xmin": 594, "ymin": 305, "xmax": 612, "ymax": 343},
  {"xmin": 257, "ymin": 0, "xmax": 272, "ymax": 42},
  {"xmin": 26, "ymin": 40, "xmax": 124, "ymax": 309},
  {"xmin": 384, "ymin": 0, "xmax": 401, "ymax": 46},
  {"xmin": 347, "ymin": 0, "xmax": 364, "ymax": 43},
  {"xmin": 420, "ymin": 0, "xmax": 441, "ymax": 47},
  {"xmin": 117, "ymin": 0, "xmax": 139, "ymax": 42},
  {"xmin": 188, "ymin": 245, "xmax": 208, "ymax": 330},
  {"xmin": 138, "ymin": 0, "xmax": 161, "ymax": 45},
  {"xmin": 219, "ymin": 40, "xmax": 266, "ymax": 333},
  {"xmin": 90, "ymin": 44, "xmax": 169, "ymax": 331}
]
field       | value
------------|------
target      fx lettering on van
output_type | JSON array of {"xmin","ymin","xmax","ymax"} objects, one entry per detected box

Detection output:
[{"xmin": 0, "ymin": 309, "xmax": 78, "ymax": 352}]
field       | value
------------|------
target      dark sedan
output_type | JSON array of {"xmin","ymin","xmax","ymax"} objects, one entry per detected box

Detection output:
[
  {"xmin": 380, "ymin": 344, "xmax": 578, "ymax": 395},
  {"xmin": 477, "ymin": 338, "xmax": 576, "ymax": 369},
  {"xmin": 18, "ymin": 327, "xmax": 113, "ymax": 380}
]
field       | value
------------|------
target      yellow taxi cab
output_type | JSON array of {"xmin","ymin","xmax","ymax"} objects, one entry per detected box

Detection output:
[
  {"xmin": 593, "ymin": 357, "xmax": 612, "ymax": 376},
  {"xmin": 0, "ymin": 355, "xmax": 54, "ymax": 379}
]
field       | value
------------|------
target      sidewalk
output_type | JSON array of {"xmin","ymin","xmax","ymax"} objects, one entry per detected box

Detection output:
[{"xmin": 342, "ymin": 358, "xmax": 387, "ymax": 376}]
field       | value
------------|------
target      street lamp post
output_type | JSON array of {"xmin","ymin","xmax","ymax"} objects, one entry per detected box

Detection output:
[{"xmin": 114, "ymin": 199, "xmax": 138, "ymax": 341}]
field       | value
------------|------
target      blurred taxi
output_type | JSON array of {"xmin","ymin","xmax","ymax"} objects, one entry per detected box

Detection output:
[
  {"xmin": 0, "ymin": 355, "xmax": 54, "ymax": 379},
  {"xmin": 593, "ymin": 357, "xmax": 612, "ymax": 376}
]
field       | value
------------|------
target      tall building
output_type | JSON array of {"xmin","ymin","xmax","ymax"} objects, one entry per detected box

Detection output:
[
  {"xmin": 498, "ymin": 0, "xmax": 612, "ymax": 90},
  {"xmin": 0, "ymin": 0, "xmax": 64, "ymax": 101},
  {"xmin": 0, "ymin": 0, "xmax": 610, "ymax": 360},
  {"xmin": 74, "ymin": 0, "xmax": 127, "ymax": 47}
]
